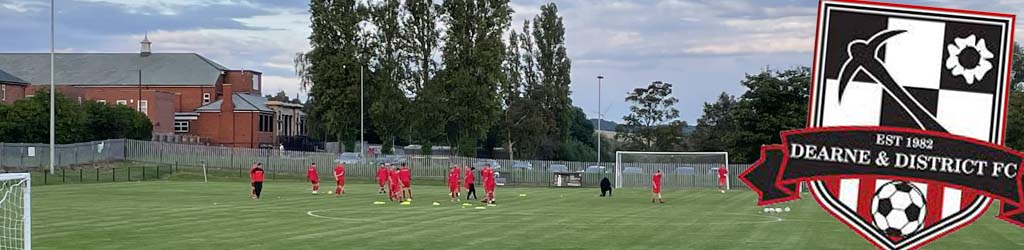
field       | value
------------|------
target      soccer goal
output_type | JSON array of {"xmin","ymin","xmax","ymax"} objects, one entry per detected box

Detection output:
[
  {"xmin": 614, "ymin": 151, "xmax": 729, "ymax": 190},
  {"xmin": 0, "ymin": 173, "xmax": 29, "ymax": 250}
]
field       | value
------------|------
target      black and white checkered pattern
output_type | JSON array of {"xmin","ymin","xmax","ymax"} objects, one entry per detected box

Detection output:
[{"xmin": 811, "ymin": 7, "xmax": 1012, "ymax": 143}]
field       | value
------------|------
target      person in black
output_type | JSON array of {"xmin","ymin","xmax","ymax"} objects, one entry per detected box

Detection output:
[
  {"xmin": 250, "ymin": 163, "xmax": 265, "ymax": 199},
  {"xmin": 465, "ymin": 166, "xmax": 477, "ymax": 200},
  {"xmin": 600, "ymin": 177, "xmax": 612, "ymax": 197}
]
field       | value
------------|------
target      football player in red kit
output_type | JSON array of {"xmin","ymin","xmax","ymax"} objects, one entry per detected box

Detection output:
[
  {"xmin": 399, "ymin": 163, "xmax": 412, "ymax": 200},
  {"xmin": 717, "ymin": 165, "xmax": 728, "ymax": 194},
  {"xmin": 334, "ymin": 163, "xmax": 346, "ymax": 196},
  {"xmin": 306, "ymin": 163, "xmax": 319, "ymax": 195},
  {"xmin": 652, "ymin": 169, "xmax": 664, "ymax": 203},
  {"xmin": 376, "ymin": 164, "xmax": 388, "ymax": 194},
  {"xmin": 389, "ymin": 166, "xmax": 403, "ymax": 201},
  {"xmin": 482, "ymin": 165, "xmax": 496, "ymax": 204},
  {"xmin": 465, "ymin": 166, "xmax": 477, "ymax": 200},
  {"xmin": 448, "ymin": 166, "xmax": 461, "ymax": 202}
]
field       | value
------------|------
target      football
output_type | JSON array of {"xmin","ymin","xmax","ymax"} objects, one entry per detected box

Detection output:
[{"xmin": 871, "ymin": 181, "xmax": 927, "ymax": 237}]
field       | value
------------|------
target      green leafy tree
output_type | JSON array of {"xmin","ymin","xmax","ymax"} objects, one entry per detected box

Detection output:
[
  {"xmin": 438, "ymin": 0, "xmax": 512, "ymax": 156},
  {"xmin": 303, "ymin": 0, "xmax": 368, "ymax": 149},
  {"xmin": 691, "ymin": 92, "xmax": 738, "ymax": 152},
  {"xmin": 368, "ymin": 0, "xmax": 409, "ymax": 154},
  {"xmin": 0, "ymin": 89, "xmax": 149, "ymax": 143},
  {"xmin": 1003, "ymin": 42, "xmax": 1024, "ymax": 150},
  {"xmin": 730, "ymin": 67, "xmax": 810, "ymax": 162},
  {"xmin": 83, "ymin": 101, "xmax": 152, "ymax": 141},
  {"xmin": 616, "ymin": 81, "xmax": 686, "ymax": 151},
  {"xmin": 531, "ymin": 3, "xmax": 573, "ymax": 143},
  {"xmin": 265, "ymin": 90, "xmax": 291, "ymax": 102}
]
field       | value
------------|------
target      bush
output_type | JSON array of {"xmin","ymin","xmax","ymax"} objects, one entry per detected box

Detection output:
[{"xmin": 0, "ymin": 89, "xmax": 152, "ymax": 143}]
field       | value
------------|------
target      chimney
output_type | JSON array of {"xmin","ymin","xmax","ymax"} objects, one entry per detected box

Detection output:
[
  {"xmin": 219, "ymin": 83, "xmax": 235, "ymax": 145},
  {"xmin": 140, "ymin": 33, "xmax": 152, "ymax": 57}
]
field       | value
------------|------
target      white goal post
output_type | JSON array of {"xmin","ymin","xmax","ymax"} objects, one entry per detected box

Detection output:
[
  {"xmin": 0, "ymin": 173, "xmax": 29, "ymax": 250},
  {"xmin": 614, "ymin": 151, "xmax": 729, "ymax": 190}
]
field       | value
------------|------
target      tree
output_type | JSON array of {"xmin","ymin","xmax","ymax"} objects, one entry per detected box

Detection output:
[
  {"xmin": 302, "ymin": 0, "xmax": 367, "ymax": 149},
  {"xmin": 438, "ymin": 0, "xmax": 512, "ymax": 156},
  {"xmin": 0, "ymin": 89, "xmax": 150, "ymax": 143},
  {"xmin": 265, "ymin": 90, "xmax": 291, "ymax": 102},
  {"xmin": 616, "ymin": 81, "xmax": 687, "ymax": 151},
  {"xmin": 368, "ymin": 0, "xmax": 409, "ymax": 154},
  {"xmin": 1003, "ymin": 42, "xmax": 1024, "ymax": 150},
  {"xmin": 402, "ymin": 0, "xmax": 441, "ymax": 95},
  {"xmin": 531, "ymin": 3, "xmax": 573, "ymax": 144},
  {"xmin": 730, "ymin": 67, "xmax": 810, "ymax": 162},
  {"xmin": 691, "ymin": 92, "xmax": 738, "ymax": 152}
]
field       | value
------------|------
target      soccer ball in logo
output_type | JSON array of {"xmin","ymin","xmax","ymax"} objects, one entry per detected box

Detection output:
[{"xmin": 872, "ymin": 181, "xmax": 927, "ymax": 237}]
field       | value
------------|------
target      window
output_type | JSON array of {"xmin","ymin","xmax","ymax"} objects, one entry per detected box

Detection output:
[
  {"xmin": 258, "ymin": 114, "xmax": 274, "ymax": 132},
  {"xmin": 1, "ymin": 84, "xmax": 6, "ymax": 101},
  {"xmin": 116, "ymin": 100, "xmax": 128, "ymax": 105},
  {"xmin": 252, "ymin": 74, "xmax": 260, "ymax": 90},
  {"xmin": 203, "ymin": 93, "xmax": 211, "ymax": 104},
  {"xmin": 139, "ymin": 100, "xmax": 148, "ymax": 116},
  {"xmin": 97, "ymin": 100, "xmax": 106, "ymax": 104},
  {"xmin": 174, "ymin": 121, "xmax": 189, "ymax": 133}
]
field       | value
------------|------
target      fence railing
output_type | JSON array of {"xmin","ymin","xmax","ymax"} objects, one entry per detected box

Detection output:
[{"xmin": 0, "ymin": 139, "xmax": 753, "ymax": 189}]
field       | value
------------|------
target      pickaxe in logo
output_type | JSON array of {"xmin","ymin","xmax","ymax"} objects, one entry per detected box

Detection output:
[{"xmin": 837, "ymin": 30, "xmax": 947, "ymax": 132}]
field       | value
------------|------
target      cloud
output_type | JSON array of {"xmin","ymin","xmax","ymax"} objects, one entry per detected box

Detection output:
[
  {"xmin": 73, "ymin": 0, "xmax": 259, "ymax": 15},
  {"xmin": 2, "ymin": 0, "xmax": 47, "ymax": 13}
]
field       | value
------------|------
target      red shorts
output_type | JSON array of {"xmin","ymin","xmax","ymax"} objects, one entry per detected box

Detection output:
[
  {"xmin": 337, "ymin": 179, "xmax": 345, "ymax": 186},
  {"xmin": 309, "ymin": 180, "xmax": 319, "ymax": 184},
  {"xmin": 402, "ymin": 180, "xmax": 411, "ymax": 188},
  {"xmin": 719, "ymin": 178, "xmax": 727, "ymax": 186},
  {"xmin": 653, "ymin": 186, "xmax": 661, "ymax": 193},
  {"xmin": 485, "ymin": 183, "xmax": 495, "ymax": 192},
  {"xmin": 378, "ymin": 179, "xmax": 386, "ymax": 186},
  {"xmin": 449, "ymin": 184, "xmax": 459, "ymax": 193}
]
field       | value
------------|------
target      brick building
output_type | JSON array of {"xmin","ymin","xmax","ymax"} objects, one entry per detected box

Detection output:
[
  {"xmin": 0, "ymin": 37, "xmax": 278, "ymax": 148},
  {"xmin": 0, "ymin": 69, "xmax": 28, "ymax": 104}
]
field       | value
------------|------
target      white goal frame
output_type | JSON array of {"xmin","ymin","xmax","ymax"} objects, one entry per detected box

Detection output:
[
  {"xmin": 0, "ymin": 173, "xmax": 29, "ymax": 250},
  {"xmin": 614, "ymin": 151, "xmax": 729, "ymax": 189}
]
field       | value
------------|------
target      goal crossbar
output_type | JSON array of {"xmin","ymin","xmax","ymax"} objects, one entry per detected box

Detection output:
[{"xmin": 614, "ymin": 151, "xmax": 729, "ymax": 189}]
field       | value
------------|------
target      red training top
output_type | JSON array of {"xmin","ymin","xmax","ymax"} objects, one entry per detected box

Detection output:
[
  {"xmin": 389, "ymin": 170, "xmax": 401, "ymax": 187},
  {"xmin": 307, "ymin": 165, "xmax": 319, "ymax": 181},
  {"xmin": 376, "ymin": 167, "xmax": 388, "ymax": 182},
  {"xmin": 334, "ymin": 164, "xmax": 345, "ymax": 180},
  {"xmin": 250, "ymin": 165, "xmax": 265, "ymax": 183},
  {"xmin": 483, "ymin": 168, "xmax": 495, "ymax": 185},
  {"xmin": 465, "ymin": 168, "xmax": 476, "ymax": 188},
  {"xmin": 717, "ymin": 166, "xmax": 728, "ymax": 179},
  {"xmin": 448, "ymin": 168, "xmax": 460, "ymax": 185},
  {"xmin": 399, "ymin": 167, "xmax": 411, "ymax": 183},
  {"xmin": 652, "ymin": 172, "xmax": 662, "ymax": 188}
]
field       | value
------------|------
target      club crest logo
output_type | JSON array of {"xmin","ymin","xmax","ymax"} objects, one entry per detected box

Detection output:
[{"xmin": 739, "ymin": 1, "xmax": 1020, "ymax": 249}]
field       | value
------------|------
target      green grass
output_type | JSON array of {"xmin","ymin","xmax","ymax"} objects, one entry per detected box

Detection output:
[{"xmin": 31, "ymin": 179, "xmax": 1024, "ymax": 249}]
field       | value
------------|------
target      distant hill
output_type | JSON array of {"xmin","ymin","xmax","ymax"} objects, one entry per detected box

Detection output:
[{"xmin": 589, "ymin": 119, "xmax": 619, "ymax": 131}]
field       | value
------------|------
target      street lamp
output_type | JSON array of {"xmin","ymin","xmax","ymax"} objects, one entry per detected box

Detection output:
[{"xmin": 597, "ymin": 75, "xmax": 604, "ymax": 164}]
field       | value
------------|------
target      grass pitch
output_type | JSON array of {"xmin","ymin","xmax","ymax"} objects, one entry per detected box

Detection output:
[{"xmin": 32, "ymin": 179, "xmax": 1024, "ymax": 249}]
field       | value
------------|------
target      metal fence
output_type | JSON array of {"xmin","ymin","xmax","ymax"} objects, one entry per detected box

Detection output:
[{"xmin": 0, "ymin": 139, "xmax": 753, "ymax": 189}]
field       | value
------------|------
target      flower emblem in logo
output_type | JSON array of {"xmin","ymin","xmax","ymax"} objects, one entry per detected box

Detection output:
[{"xmin": 945, "ymin": 34, "xmax": 994, "ymax": 85}]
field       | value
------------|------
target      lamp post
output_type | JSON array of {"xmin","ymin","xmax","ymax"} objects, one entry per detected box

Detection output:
[
  {"xmin": 597, "ymin": 75, "xmax": 604, "ymax": 164},
  {"xmin": 48, "ymin": 0, "xmax": 55, "ymax": 175},
  {"xmin": 360, "ymin": 66, "xmax": 365, "ymax": 159}
]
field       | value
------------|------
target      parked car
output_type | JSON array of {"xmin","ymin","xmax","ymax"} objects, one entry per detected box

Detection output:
[
  {"xmin": 622, "ymin": 167, "xmax": 643, "ymax": 174},
  {"xmin": 548, "ymin": 164, "xmax": 569, "ymax": 173},
  {"xmin": 510, "ymin": 161, "xmax": 533, "ymax": 170},
  {"xmin": 584, "ymin": 165, "xmax": 608, "ymax": 174},
  {"xmin": 336, "ymin": 152, "xmax": 365, "ymax": 164},
  {"xmin": 473, "ymin": 160, "xmax": 501, "ymax": 170}
]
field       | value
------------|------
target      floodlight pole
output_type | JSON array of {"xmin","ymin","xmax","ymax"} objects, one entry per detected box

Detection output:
[
  {"xmin": 360, "ymin": 66, "xmax": 365, "ymax": 159},
  {"xmin": 597, "ymin": 75, "xmax": 603, "ymax": 164},
  {"xmin": 48, "ymin": 0, "xmax": 55, "ymax": 175}
]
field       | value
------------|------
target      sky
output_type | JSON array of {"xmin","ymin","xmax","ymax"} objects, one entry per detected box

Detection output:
[{"xmin": 0, "ymin": 0, "xmax": 1021, "ymax": 123}]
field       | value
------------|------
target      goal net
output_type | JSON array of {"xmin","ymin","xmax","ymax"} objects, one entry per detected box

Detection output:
[
  {"xmin": 0, "ymin": 173, "xmax": 29, "ymax": 250},
  {"xmin": 614, "ymin": 151, "xmax": 729, "ymax": 190}
]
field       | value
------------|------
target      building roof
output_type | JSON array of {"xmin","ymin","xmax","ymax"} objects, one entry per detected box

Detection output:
[
  {"xmin": 0, "ymin": 53, "xmax": 229, "ymax": 86},
  {"xmin": 0, "ymin": 68, "xmax": 28, "ymax": 85},
  {"xmin": 195, "ymin": 93, "xmax": 272, "ymax": 112},
  {"xmin": 264, "ymin": 100, "xmax": 304, "ymax": 108}
]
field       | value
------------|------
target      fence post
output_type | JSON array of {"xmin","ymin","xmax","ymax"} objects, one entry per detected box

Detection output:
[
  {"xmin": 128, "ymin": 167, "xmax": 132, "ymax": 182},
  {"xmin": 96, "ymin": 168, "xmax": 99, "ymax": 183},
  {"xmin": 43, "ymin": 172, "xmax": 47, "ymax": 185},
  {"xmin": 79, "ymin": 169, "xmax": 82, "ymax": 183},
  {"xmin": 142, "ymin": 167, "xmax": 146, "ymax": 181},
  {"xmin": 112, "ymin": 168, "xmax": 116, "ymax": 182},
  {"xmin": 62, "ymin": 168, "xmax": 65, "ymax": 184}
]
